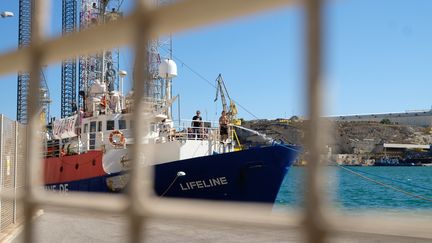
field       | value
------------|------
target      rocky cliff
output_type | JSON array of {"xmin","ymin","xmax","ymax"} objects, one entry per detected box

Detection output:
[{"xmin": 237, "ymin": 119, "xmax": 432, "ymax": 154}]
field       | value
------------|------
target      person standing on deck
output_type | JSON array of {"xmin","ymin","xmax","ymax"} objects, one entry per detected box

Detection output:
[
  {"xmin": 219, "ymin": 110, "xmax": 229, "ymax": 141},
  {"xmin": 191, "ymin": 110, "xmax": 203, "ymax": 138}
]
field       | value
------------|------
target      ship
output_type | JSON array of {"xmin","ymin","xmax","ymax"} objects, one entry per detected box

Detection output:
[{"xmin": 43, "ymin": 53, "xmax": 298, "ymax": 204}]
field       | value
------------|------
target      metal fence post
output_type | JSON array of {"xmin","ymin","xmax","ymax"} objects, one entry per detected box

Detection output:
[
  {"xmin": 304, "ymin": 0, "xmax": 329, "ymax": 242},
  {"xmin": 13, "ymin": 121, "xmax": 18, "ymax": 224},
  {"xmin": 0, "ymin": 115, "xmax": 3, "ymax": 231}
]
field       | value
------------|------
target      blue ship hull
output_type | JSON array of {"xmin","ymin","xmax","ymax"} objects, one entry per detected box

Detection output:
[{"xmin": 45, "ymin": 145, "xmax": 298, "ymax": 203}]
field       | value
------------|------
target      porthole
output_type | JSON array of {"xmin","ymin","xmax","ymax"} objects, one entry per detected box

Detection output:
[
  {"xmin": 60, "ymin": 166, "xmax": 63, "ymax": 173},
  {"xmin": 92, "ymin": 159, "xmax": 96, "ymax": 166},
  {"xmin": 75, "ymin": 163, "xmax": 79, "ymax": 170}
]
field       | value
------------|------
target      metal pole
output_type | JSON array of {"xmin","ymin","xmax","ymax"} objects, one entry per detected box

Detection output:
[
  {"xmin": 120, "ymin": 75, "xmax": 124, "ymax": 109},
  {"xmin": 304, "ymin": 0, "xmax": 329, "ymax": 242},
  {"xmin": 165, "ymin": 76, "xmax": 171, "ymax": 119},
  {"xmin": 169, "ymin": 33, "xmax": 173, "ymax": 59},
  {"xmin": 178, "ymin": 94, "xmax": 181, "ymax": 127},
  {"xmin": 23, "ymin": 0, "xmax": 49, "ymax": 241},
  {"xmin": 13, "ymin": 121, "xmax": 18, "ymax": 224},
  {"xmin": 0, "ymin": 115, "xmax": 4, "ymax": 230},
  {"xmin": 119, "ymin": 75, "xmax": 123, "ymax": 96},
  {"xmin": 127, "ymin": 1, "xmax": 154, "ymax": 242}
]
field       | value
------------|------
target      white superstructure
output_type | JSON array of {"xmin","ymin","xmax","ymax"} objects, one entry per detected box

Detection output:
[{"xmin": 46, "ymin": 94, "xmax": 234, "ymax": 175}]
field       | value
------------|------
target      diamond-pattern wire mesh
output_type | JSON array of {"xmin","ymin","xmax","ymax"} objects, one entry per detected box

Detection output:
[
  {"xmin": 0, "ymin": 116, "xmax": 16, "ymax": 230},
  {"xmin": 0, "ymin": 116, "xmax": 19, "ymax": 231},
  {"xmin": 15, "ymin": 122, "xmax": 27, "ymax": 224}
]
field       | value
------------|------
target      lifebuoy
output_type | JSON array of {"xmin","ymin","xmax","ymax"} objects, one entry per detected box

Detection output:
[{"xmin": 109, "ymin": 130, "xmax": 125, "ymax": 147}]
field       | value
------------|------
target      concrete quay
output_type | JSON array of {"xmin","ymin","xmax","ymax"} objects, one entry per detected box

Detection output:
[{"xmin": 6, "ymin": 207, "xmax": 432, "ymax": 243}]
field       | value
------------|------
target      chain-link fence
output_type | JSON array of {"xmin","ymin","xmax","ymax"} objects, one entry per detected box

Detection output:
[{"xmin": 0, "ymin": 115, "xmax": 26, "ymax": 231}]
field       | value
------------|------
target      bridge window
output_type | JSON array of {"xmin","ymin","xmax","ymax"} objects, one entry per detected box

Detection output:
[
  {"xmin": 98, "ymin": 121, "xmax": 102, "ymax": 132},
  {"xmin": 107, "ymin": 120, "xmax": 115, "ymax": 130},
  {"xmin": 90, "ymin": 121, "xmax": 96, "ymax": 133},
  {"xmin": 118, "ymin": 119, "xmax": 126, "ymax": 130}
]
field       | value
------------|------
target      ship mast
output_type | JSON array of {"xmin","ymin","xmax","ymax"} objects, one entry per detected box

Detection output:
[
  {"xmin": 154, "ymin": 0, "xmax": 177, "ymax": 119},
  {"xmin": 78, "ymin": 0, "xmax": 122, "ymax": 112}
]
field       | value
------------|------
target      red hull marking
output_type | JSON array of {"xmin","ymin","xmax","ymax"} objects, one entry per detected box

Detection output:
[{"xmin": 44, "ymin": 150, "xmax": 106, "ymax": 184}]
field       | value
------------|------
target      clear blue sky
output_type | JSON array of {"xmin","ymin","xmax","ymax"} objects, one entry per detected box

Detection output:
[{"xmin": 1, "ymin": 0, "xmax": 432, "ymax": 122}]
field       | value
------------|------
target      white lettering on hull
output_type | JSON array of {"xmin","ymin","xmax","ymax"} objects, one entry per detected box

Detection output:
[
  {"xmin": 45, "ymin": 184, "xmax": 69, "ymax": 194},
  {"xmin": 179, "ymin": 177, "xmax": 228, "ymax": 191}
]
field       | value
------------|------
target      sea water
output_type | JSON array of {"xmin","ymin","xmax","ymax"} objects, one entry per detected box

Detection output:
[{"xmin": 276, "ymin": 166, "xmax": 432, "ymax": 212}]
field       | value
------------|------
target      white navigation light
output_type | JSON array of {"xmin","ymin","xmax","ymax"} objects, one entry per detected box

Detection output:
[
  {"xmin": 177, "ymin": 171, "xmax": 186, "ymax": 177},
  {"xmin": 159, "ymin": 59, "xmax": 177, "ymax": 78},
  {"xmin": 1, "ymin": 11, "xmax": 14, "ymax": 18},
  {"xmin": 119, "ymin": 70, "xmax": 127, "ymax": 78}
]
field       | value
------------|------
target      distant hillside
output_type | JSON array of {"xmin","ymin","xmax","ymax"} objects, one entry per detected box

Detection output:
[
  {"xmin": 237, "ymin": 119, "xmax": 432, "ymax": 154},
  {"xmin": 333, "ymin": 121, "xmax": 431, "ymax": 153}
]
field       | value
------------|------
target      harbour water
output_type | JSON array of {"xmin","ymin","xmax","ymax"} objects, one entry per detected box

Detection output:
[{"xmin": 276, "ymin": 167, "xmax": 432, "ymax": 211}]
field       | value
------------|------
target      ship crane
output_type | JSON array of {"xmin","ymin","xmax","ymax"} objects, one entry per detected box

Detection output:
[{"xmin": 214, "ymin": 74, "xmax": 240, "ymax": 125}]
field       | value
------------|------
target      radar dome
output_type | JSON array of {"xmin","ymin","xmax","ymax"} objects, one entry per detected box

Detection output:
[{"xmin": 159, "ymin": 59, "xmax": 177, "ymax": 78}]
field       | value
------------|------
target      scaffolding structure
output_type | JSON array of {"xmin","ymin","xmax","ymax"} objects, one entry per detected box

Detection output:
[
  {"xmin": 17, "ymin": 0, "xmax": 51, "ymax": 124},
  {"xmin": 40, "ymin": 71, "xmax": 51, "ymax": 124},
  {"xmin": 16, "ymin": 0, "xmax": 33, "ymax": 124},
  {"xmin": 61, "ymin": 0, "xmax": 78, "ymax": 118},
  {"xmin": 78, "ymin": 0, "xmax": 121, "ymax": 110}
]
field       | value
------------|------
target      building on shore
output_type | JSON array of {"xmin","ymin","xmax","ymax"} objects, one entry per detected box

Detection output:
[{"xmin": 332, "ymin": 154, "xmax": 375, "ymax": 166}]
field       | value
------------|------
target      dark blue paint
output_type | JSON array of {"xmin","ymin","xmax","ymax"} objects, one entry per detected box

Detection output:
[{"xmin": 46, "ymin": 145, "xmax": 298, "ymax": 203}]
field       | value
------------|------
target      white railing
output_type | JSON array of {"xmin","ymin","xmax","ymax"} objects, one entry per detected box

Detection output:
[
  {"xmin": 172, "ymin": 119, "xmax": 219, "ymax": 141},
  {"xmin": 0, "ymin": 0, "xmax": 430, "ymax": 243}
]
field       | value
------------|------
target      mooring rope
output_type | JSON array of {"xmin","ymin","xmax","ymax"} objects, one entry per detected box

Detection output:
[
  {"xmin": 253, "ymin": 142, "xmax": 431, "ymax": 203},
  {"xmin": 337, "ymin": 165, "xmax": 432, "ymax": 203},
  {"xmin": 160, "ymin": 171, "xmax": 186, "ymax": 197},
  {"xmin": 343, "ymin": 166, "xmax": 432, "ymax": 192}
]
